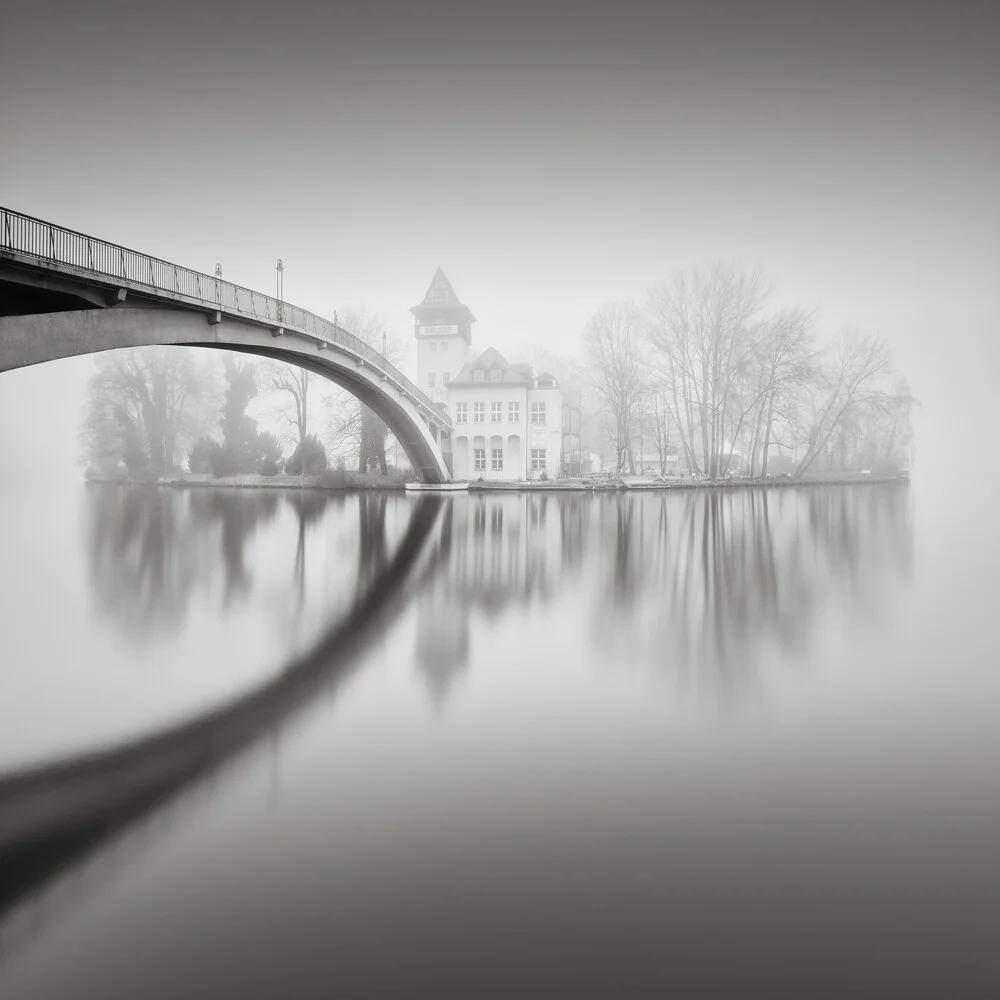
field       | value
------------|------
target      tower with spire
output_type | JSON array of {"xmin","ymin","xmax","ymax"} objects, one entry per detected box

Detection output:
[
  {"xmin": 410, "ymin": 268, "xmax": 475, "ymax": 405},
  {"xmin": 409, "ymin": 267, "xmax": 563, "ymax": 481}
]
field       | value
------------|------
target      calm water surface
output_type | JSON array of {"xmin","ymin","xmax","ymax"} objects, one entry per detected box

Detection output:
[{"xmin": 0, "ymin": 480, "xmax": 998, "ymax": 998}]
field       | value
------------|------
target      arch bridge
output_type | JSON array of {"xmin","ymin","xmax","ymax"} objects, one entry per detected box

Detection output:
[{"xmin": 0, "ymin": 207, "xmax": 453, "ymax": 483}]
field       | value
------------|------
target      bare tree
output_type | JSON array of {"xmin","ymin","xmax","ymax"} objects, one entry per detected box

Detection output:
[
  {"xmin": 79, "ymin": 347, "xmax": 216, "ymax": 477},
  {"xmin": 647, "ymin": 264, "xmax": 770, "ymax": 478},
  {"xmin": 744, "ymin": 307, "xmax": 817, "ymax": 477},
  {"xmin": 821, "ymin": 373, "xmax": 916, "ymax": 473},
  {"xmin": 324, "ymin": 305, "xmax": 403, "ymax": 474},
  {"xmin": 582, "ymin": 302, "xmax": 646, "ymax": 475},
  {"xmin": 792, "ymin": 333, "xmax": 892, "ymax": 476},
  {"xmin": 260, "ymin": 360, "xmax": 314, "ymax": 454},
  {"xmin": 644, "ymin": 387, "xmax": 675, "ymax": 475}
]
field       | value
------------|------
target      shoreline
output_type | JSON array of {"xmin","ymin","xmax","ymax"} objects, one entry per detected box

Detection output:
[
  {"xmin": 84, "ymin": 471, "xmax": 910, "ymax": 493},
  {"xmin": 467, "ymin": 471, "xmax": 909, "ymax": 492}
]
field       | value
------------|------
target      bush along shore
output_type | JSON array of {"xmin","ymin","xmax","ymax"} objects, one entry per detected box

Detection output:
[{"xmin": 84, "ymin": 469, "xmax": 412, "ymax": 491}]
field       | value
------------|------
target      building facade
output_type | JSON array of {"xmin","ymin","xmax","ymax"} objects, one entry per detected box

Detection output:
[{"xmin": 411, "ymin": 270, "xmax": 562, "ymax": 481}]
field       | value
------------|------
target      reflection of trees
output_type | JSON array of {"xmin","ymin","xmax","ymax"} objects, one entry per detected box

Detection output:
[
  {"xmin": 86, "ymin": 485, "xmax": 417, "ymax": 651},
  {"xmin": 86, "ymin": 485, "xmax": 212, "ymax": 640},
  {"xmin": 408, "ymin": 484, "xmax": 913, "ymax": 712},
  {"xmin": 189, "ymin": 490, "xmax": 281, "ymax": 603},
  {"xmin": 357, "ymin": 493, "xmax": 389, "ymax": 592},
  {"xmin": 284, "ymin": 490, "xmax": 340, "ymax": 601},
  {"xmin": 85, "ymin": 485, "xmax": 282, "ymax": 640},
  {"xmin": 591, "ymin": 484, "xmax": 913, "ymax": 701}
]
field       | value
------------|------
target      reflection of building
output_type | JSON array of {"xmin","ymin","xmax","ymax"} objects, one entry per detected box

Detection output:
[
  {"xmin": 415, "ymin": 585, "xmax": 469, "ymax": 706},
  {"xmin": 446, "ymin": 495, "xmax": 564, "ymax": 607},
  {"xmin": 414, "ymin": 494, "xmax": 565, "ymax": 707},
  {"xmin": 419, "ymin": 495, "xmax": 565, "ymax": 617},
  {"xmin": 411, "ymin": 270, "xmax": 562, "ymax": 481}
]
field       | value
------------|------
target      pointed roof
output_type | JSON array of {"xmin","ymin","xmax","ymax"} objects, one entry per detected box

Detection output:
[
  {"xmin": 472, "ymin": 346, "xmax": 508, "ymax": 369},
  {"xmin": 418, "ymin": 267, "xmax": 460, "ymax": 308},
  {"xmin": 410, "ymin": 267, "xmax": 476, "ymax": 325}
]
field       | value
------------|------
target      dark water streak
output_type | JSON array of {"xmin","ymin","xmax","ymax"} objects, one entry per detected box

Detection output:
[{"xmin": 0, "ymin": 491, "xmax": 444, "ymax": 938}]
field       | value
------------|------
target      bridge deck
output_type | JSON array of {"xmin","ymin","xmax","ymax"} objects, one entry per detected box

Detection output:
[{"xmin": 0, "ymin": 206, "xmax": 450, "ymax": 432}]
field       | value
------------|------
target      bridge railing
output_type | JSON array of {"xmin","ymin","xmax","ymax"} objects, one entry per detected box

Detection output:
[{"xmin": 0, "ymin": 206, "xmax": 448, "ymax": 427}]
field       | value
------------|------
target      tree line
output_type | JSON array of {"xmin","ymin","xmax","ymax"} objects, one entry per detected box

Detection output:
[
  {"xmin": 582, "ymin": 263, "xmax": 915, "ymax": 477},
  {"xmin": 78, "ymin": 307, "xmax": 404, "ymax": 480}
]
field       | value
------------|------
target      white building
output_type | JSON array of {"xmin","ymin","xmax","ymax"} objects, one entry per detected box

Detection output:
[{"xmin": 411, "ymin": 269, "xmax": 562, "ymax": 481}]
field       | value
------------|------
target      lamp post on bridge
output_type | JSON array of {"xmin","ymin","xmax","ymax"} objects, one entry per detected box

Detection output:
[{"xmin": 276, "ymin": 258, "xmax": 284, "ymax": 322}]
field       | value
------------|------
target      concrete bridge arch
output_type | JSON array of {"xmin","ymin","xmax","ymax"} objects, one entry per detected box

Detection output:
[{"xmin": 0, "ymin": 304, "xmax": 451, "ymax": 482}]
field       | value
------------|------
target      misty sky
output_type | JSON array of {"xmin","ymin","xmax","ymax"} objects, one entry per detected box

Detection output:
[{"xmin": 2, "ymin": 0, "xmax": 997, "ymax": 478}]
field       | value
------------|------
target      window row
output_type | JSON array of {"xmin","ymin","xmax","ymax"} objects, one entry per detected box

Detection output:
[
  {"xmin": 473, "ymin": 448, "xmax": 504, "ymax": 472},
  {"xmin": 472, "ymin": 369, "xmax": 503, "ymax": 382},
  {"xmin": 470, "ymin": 447, "xmax": 547, "ymax": 472},
  {"xmin": 454, "ymin": 402, "xmax": 545, "ymax": 424},
  {"xmin": 428, "ymin": 342, "xmax": 449, "ymax": 352},
  {"xmin": 426, "ymin": 372, "xmax": 451, "ymax": 388}
]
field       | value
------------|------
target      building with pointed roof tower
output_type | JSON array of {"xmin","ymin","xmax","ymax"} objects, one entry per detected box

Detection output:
[{"xmin": 411, "ymin": 269, "xmax": 562, "ymax": 481}]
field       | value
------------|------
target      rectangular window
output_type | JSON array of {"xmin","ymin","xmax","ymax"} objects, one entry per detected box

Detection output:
[
  {"xmin": 531, "ymin": 448, "xmax": 546, "ymax": 471},
  {"xmin": 430, "ymin": 342, "xmax": 437, "ymax": 352},
  {"xmin": 428, "ymin": 372, "xmax": 436, "ymax": 388},
  {"xmin": 492, "ymin": 448, "xmax": 503, "ymax": 471},
  {"xmin": 455, "ymin": 402, "xmax": 467, "ymax": 423},
  {"xmin": 491, "ymin": 402, "xmax": 503, "ymax": 422},
  {"xmin": 491, "ymin": 369, "xmax": 502, "ymax": 381},
  {"xmin": 441, "ymin": 342, "xmax": 448, "ymax": 352},
  {"xmin": 531, "ymin": 402, "xmax": 546, "ymax": 425},
  {"xmin": 473, "ymin": 402, "xmax": 485, "ymax": 423},
  {"xmin": 474, "ymin": 370, "xmax": 484, "ymax": 382},
  {"xmin": 509, "ymin": 401, "xmax": 520, "ymax": 423},
  {"xmin": 443, "ymin": 372, "xmax": 450, "ymax": 384},
  {"xmin": 474, "ymin": 448, "xmax": 486, "ymax": 471}
]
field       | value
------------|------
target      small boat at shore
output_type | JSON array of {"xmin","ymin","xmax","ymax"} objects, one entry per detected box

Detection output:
[{"xmin": 404, "ymin": 482, "xmax": 469, "ymax": 492}]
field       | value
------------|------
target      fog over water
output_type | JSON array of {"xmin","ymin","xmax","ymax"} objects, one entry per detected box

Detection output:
[{"xmin": 1, "ymin": 469, "xmax": 999, "ymax": 996}]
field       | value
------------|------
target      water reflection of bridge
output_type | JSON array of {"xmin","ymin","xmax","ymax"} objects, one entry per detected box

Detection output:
[{"xmin": 0, "ymin": 490, "xmax": 449, "ymax": 957}]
